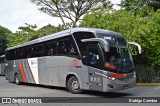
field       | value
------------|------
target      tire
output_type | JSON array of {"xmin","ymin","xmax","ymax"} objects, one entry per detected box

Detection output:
[
  {"xmin": 15, "ymin": 74, "xmax": 21, "ymax": 85},
  {"xmin": 67, "ymin": 76, "xmax": 82, "ymax": 94}
]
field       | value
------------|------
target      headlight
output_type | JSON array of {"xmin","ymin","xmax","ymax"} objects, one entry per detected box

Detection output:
[
  {"xmin": 133, "ymin": 71, "xmax": 136, "ymax": 78},
  {"xmin": 111, "ymin": 77, "xmax": 116, "ymax": 80}
]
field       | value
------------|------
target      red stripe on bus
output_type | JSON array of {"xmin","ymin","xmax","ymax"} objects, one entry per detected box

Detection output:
[
  {"xmin": 19, "ymin": 61, "xmax": 27, "ymax": 83},
  {"xmin": 27, "ymin": 59, "xmax": 36, "ymax": 83},
  {"xmin": 109, "ymin": 74, "xmax": 124, "ymax": 78}
]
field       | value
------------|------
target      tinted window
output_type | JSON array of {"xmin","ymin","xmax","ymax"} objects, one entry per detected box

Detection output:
[
  {"xmin": 73, "ymin": 32, "xmax": 95, "ymax": 54},
  {"xmin": 44, "ymin": 41, "xmax": 57, "ymax": 56},
  {"xmin": 33, "ymin": 44, "xmax": 44, "ymax": 57},
  {"xmin": 57, "ymin": 36, "xmax": 78, "ymax": 56},
  {"xmin": 87, "ymin": 44, "xmax": 102, "ymax": 68},
  {"xmin": 5, "ymin": 51, "xmax": 10, "ymax": 60},
  {"xmin": 16, "ymin": 49, "xmax": 24, "ymax": 59},
  {"xmin": 10, "ymin": 49, "xmax": 16, "ymax": 60},
  {"xmin": 6, "ymin": 35, "xmax": 79, "ymax": 60},
  {"xmin": 97, "ymin": 33, "xmax": 127, "ymax": 47},
  {"xmin": 116, "ymin": 37, "xmax": 127, "ymax": 47}
]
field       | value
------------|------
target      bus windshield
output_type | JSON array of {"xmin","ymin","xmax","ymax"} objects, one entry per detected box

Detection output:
[
  {"xmin": 97, "ymin": 33, "xmax": 134, "ymax": 73},
  {"xmin": 104, "ymin": 47, "xmax": 134, "ymax": 72}
]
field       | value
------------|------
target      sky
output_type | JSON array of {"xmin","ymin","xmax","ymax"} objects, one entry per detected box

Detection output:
[{"xmin": 0, "ymin": 0, "xmax": 121, "ymax": 33}]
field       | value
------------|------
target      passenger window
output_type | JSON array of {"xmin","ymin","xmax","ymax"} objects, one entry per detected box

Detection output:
[
  {"xmin": 24, "ymin": 47, "xmax": 33, "ymax": 58},
  {"xmin": 34, "ymin": 44, "xmax": 44, "ymax": 57},
  {"xmin": 45, "ymin": 41, "xmax": 57, "ymax": 56},
  {"xmin": 58, "ymin": 36, "xmax": 78, "ymax": 56},
  {"xmin": 10, "ymin": 50, "xmax": 16, "ymax": 60},
  {"xmin": 16, "ymin": 49, "xmax": 23, "ymax": 59},
  {"xmin": 5, "ymin": 51, "xmax": 10, "ymax": 60}
]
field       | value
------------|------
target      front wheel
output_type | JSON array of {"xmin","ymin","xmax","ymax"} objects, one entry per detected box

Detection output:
[
  {"xmin": 67, "ymin": 76, "xmax": 82, "ymax": 94},
  {"xmin": 15, "ymin": 74, "xmax": 21, "ymax": 85}
]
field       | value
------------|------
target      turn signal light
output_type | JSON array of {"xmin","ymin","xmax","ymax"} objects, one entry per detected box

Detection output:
[{"xmin": 73, "ymin": 60, "xmax": 77, "ymax": 67}]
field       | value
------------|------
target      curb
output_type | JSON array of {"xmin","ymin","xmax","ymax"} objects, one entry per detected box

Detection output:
[{"xmin": 136, "ymin": 83, "xmax": 160, "ymax": 86}]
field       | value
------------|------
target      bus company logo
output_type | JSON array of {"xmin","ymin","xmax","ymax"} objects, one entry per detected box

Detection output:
[
  {"xmin": 2, "ymin": 98, "xmax": 11, "ymax": 103},
  {"xmin": 31, "ymin": 61, "xmax": 37, "ymax": 65},
  {"xmin": 13, "ymin": 61, "xmax": 16, "ymax": 67}
]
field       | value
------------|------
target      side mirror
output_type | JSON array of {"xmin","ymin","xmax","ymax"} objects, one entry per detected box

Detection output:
[
  {"xmin": 128, "ymin": 42, "xmax": 142, "ymax": 54},
  {"xmin": 81, "ymin": 38, "xmax": 110, "ymax": 52}
]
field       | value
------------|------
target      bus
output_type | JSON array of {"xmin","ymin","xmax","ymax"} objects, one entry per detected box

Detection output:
[
  {"xmin": 5, "ymin": 28, "xmax": 141, "ymax": 93},
  {"xmin": 0, "ymin": 55, "xmax": 5, "ymax": 75}
]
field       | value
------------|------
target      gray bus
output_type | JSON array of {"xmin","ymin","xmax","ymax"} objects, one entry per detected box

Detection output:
[
  {"xmin": 5, "ymin": 28, "xmax": 141, "ymax": 93},
  {"xmin": 0, "ymin": 55, "xmax": 5, "ymax": 75}
]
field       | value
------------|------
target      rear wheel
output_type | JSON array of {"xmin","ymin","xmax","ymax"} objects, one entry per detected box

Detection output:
[
  {"xmin": 15, "ymin": 74, "xmax": 21, "ymax": 85},
  {"xmin": 67, "ymin": 76, "xmax": 82, "ymax": 94}
]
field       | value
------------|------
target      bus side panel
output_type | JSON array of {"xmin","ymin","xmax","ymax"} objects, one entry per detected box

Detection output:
[
  {"xmin": 81, "ymin": 66, "xmax": 90, "ymax": 90},
  {"xmin": 38, "ymin": 57, "xmax": 48, "ymax": 85},
  {"xmin": 5, "ymin": 59, "xmax": 38, "ymax": 84},
  {"xmin": 27, "ymin": 58, "xmax": 39, "ymax": 84},
  {"xmin": 0, "ymin": 64, "xmax": 2, "ymax": 75},
  {"xmin": 88, "ymin": 67, "xmax": 103, "ymax": 92},
  {"xmin": 47, "ymin": 56, "xmax": 72, "ymax": 87},
  {"xmin": 5, "ymin": 60, "xmax": 20, "ymax": 82},
  {"xmin": 1, "ymin": 63, "xmax": 5, "ymax": 75},
  {"xmin": 41, "ymin": 56, "xmax": 84, "ymax": 88},
  {"xmin": 48, "ymin": 67, "xmax": 65, "ymax": 87}
]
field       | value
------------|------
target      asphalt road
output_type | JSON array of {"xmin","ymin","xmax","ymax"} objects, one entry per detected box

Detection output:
[{"xmin": 0, "ymin": 76, "xmax": 160, "ymax": 106}]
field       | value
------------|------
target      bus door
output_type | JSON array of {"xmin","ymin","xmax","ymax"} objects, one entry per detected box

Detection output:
[{"xmin": 86, "ymin": 43, "xmax": 103, "ymax": 91}]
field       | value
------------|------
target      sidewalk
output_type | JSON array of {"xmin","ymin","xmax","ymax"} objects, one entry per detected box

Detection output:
[{"xmin": 136, "ymin": 83, "xmax": 160, "ymax": 86}]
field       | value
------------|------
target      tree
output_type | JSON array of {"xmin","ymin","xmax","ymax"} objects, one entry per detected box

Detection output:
[
  {"xmin": 80, "ymin": 8, "xmax": 160, "ymax": 66},
  {"xmin": 0, "ymin": 25, "xmax": 11, "ymax": 55},
  {"xmin": 17, "ymin": 23, "xmax": 37, "ymax": 34},
  {"xmin": 7, "ymin": 24, "xmax": 66, "ymax": 47},
  {"xmin": 7, "ymin": 23, "xmax": 37, "ymax": 47},
  {"xmin": 120, "ymin": 0, "xmax": 160, "ymax": 16},
  {"xmin": 29, "ymin": 24, "xmax": 65, "ymax": 40},
  {"xmin": 30, "ymin": 0, "xmax": 113, "ymax": 28}
]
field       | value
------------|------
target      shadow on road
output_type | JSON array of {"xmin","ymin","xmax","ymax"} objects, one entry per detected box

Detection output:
[
  {"xmin": 83, "ymin": 90, "xmax": 133, "ymax": 97},
  {"xmin": 21, "ymin": 82, "xmax": 133, "ymax": 98}
]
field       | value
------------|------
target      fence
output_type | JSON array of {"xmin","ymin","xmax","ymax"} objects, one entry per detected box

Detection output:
[{"xmin": 135, "ymin": 64, "xmax": 160, "ymax": 83}]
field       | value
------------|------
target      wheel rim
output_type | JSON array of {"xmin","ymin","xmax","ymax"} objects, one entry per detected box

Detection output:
[
  {"xmin": 15, "ymin": 75, "xmax": 19, "ymax": 84},
  {"xmin": 71, "ymin": 80, "xmax": 79, "ymax": 90}
]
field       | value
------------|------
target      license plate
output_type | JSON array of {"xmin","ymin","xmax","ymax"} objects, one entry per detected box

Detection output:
[{"xmin": 123, "ymin": 85, "xmax": 129, "ymax": 89}]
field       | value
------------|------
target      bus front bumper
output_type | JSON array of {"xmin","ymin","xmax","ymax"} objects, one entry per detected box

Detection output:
[{"xmin": 103, "ymin": 76, "xmax": 136, "ymax": 92}]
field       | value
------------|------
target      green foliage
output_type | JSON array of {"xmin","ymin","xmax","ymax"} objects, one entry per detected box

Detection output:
[
  {"xmin": 28, "ymin": 24, "xmax": 65, "ymax": 40},
  {"xmin": 35, "ymin": 24, "xmax": 65, "ymax": 38},
  {"xmin": 17, "ymin": 23, "xmax": 37, "ymax": 34},
  {"xmin": 7, "ymin": 23, "xmax": 37, "ymax": 47},
  {"xmin": 120, "ymin": 0, "xmax": 160, "ymax": 15},
  {"xmin": 7, "ymin": 33, "xmax": 29, "ymax": 47},
  {"xmin": 0, "ymin": 26, "xmax": 11, "ymax": 55},
  {"xmin": 80, "ymin": 8, "xmax": 160, "ymax": 66},
  {"xmin": 7, "ymin": 24, "xmax": 66, "ymax": 47}
]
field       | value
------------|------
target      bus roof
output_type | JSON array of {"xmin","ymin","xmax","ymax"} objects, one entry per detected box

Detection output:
[{"xmin": 6, "ymin": 27, "xmax": 122, "ymax": 51}]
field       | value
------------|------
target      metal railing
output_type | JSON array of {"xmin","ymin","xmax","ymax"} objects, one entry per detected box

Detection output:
[{"xmin": 135, "ymin": 64, "xmax": 160, "ymax": 83}]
